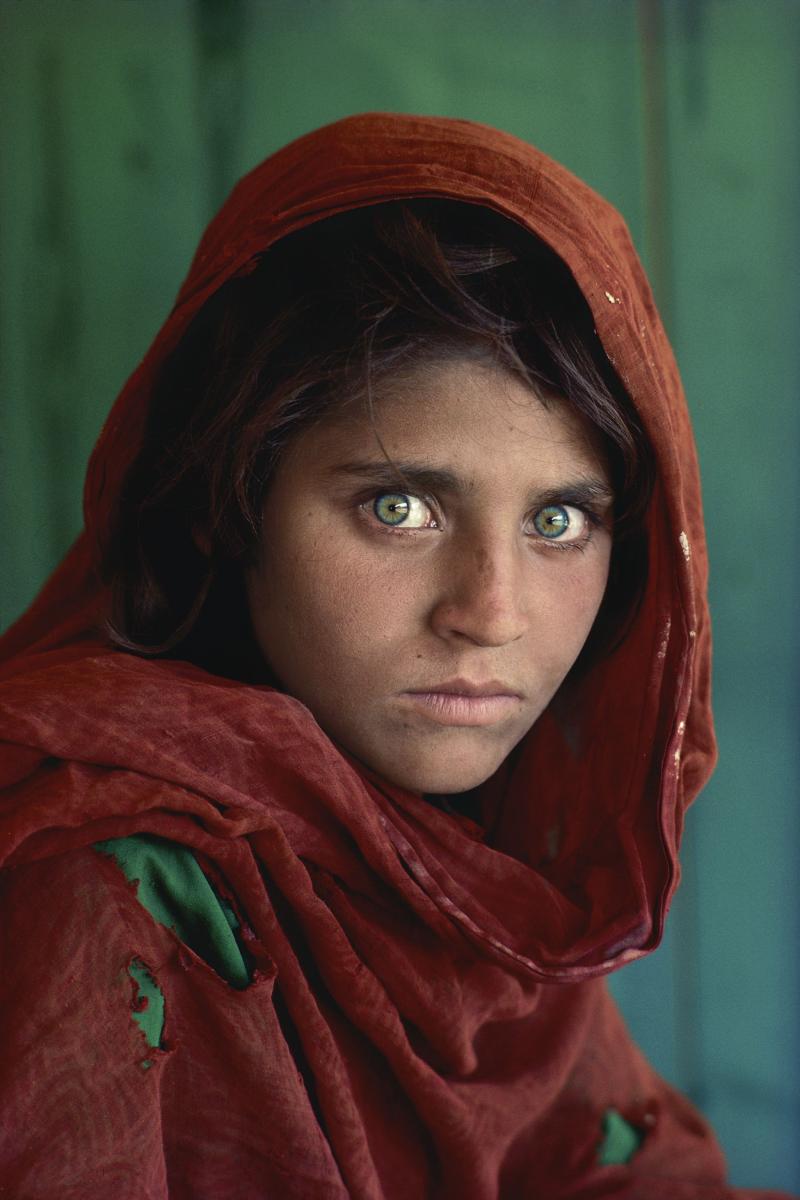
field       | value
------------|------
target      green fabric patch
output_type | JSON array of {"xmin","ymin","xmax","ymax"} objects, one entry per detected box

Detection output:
[
  {"xmin": 95, "ymin": 834, "xmax": 252, "ymax": 989},
  {"xmin": 127, "ymin": 957, "xmax": 164, "ymax": 1053},
  {"xmin": 597, "ymin": 1108, "xmax": 644, "ymax": 1166}
]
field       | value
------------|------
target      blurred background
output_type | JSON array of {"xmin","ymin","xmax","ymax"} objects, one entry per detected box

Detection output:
[{"xmin": 1, "ymin": 0, "xmax": 798, "ymax": 1189}]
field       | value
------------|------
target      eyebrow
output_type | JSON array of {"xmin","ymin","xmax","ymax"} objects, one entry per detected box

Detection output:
[{"xmin": 327, "ymin": 459, "xmax": 615, "ymax": 508}]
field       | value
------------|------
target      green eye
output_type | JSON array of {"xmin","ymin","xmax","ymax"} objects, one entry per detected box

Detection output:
[
  {"xmin": 372, "ymin": 492, "xmax": 434, "ymax": 529},
  {"xmin": 533, "ymin": 504, "xmax": 571, "ymax": 538},
  {"xmin": 374, "ymin": 493, "xmax": 412, "ymax": 526}
]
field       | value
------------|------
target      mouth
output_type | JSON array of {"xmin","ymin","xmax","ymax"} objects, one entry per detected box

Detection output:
[{"xmin": 399, "ymin": 678, "xmax": 523, "ymax": 727}]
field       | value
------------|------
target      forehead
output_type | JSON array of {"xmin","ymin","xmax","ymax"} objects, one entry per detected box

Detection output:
[{"xmin": 292, "ymin": 355, "xmax": 610, "ymax": 487}]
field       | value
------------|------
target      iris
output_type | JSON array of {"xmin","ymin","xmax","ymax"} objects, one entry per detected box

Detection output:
[
  {"xmin": 533, "ymin": 504, "xmax": 570, "ymax": 538},
  {"xmin": 374, "ymin": 493, "xmax": 412, "ymax": 525}
]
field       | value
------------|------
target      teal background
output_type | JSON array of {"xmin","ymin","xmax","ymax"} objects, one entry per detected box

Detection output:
[{"xmin": 1, "ymin": 1, "xmax": 797, "ymax": 1188}]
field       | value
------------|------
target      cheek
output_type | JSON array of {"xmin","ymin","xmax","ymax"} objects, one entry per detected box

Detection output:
[
  {"xmin": 536, "ymin": 550, "xmax": 611, "ymax": 666},
  {"xmin": 301, "ymin": 545, "xmax": 387, "ymax": 641},
  {"xmin": 571, "ymin": 557, "xmax": 611, "ymax": 628},
  {"xmin": 249, "ymin": 527, "xmax": 397, "ymax": 684}
]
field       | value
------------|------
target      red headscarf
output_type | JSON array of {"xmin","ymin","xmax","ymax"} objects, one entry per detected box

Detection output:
[{"xmin": 0, "ymin": 114, "xmax": 785, "ymax": 1198}]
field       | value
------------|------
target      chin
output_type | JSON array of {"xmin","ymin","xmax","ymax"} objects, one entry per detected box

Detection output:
[{"xmin": 382, "ymin": 753, "xmax": 504, "ymax": 798}]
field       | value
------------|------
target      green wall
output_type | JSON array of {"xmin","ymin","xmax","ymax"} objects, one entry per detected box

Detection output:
[{"xmin": 1, "ymin": 1, "xmax": 797, "ymax": 1188}]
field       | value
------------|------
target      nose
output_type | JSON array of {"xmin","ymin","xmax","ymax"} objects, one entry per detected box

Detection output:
[{"xmin": 428, "ymin": 534, "xmax": 529, "ymax": 647}]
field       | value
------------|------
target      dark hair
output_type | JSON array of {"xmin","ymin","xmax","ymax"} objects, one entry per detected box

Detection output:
[{"xmin": 102, "ymin": 200, "xmax": 654, "ymax": 680}]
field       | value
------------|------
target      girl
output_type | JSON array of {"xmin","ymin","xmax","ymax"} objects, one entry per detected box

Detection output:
[{"xmin": 0, "ymin": 113, "xmax": 788, "ymax": 1198}]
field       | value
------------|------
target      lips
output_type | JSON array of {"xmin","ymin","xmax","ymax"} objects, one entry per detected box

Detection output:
[
  {"xmin": 407, "ymin": 677, "xmax": 523, "ymax": 698},
  {"xmin": 399, "ymin": 679, "xmax": 523, "ymax": 727}
]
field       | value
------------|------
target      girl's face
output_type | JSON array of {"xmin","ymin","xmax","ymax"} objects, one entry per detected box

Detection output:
[{"xmin": 247, "ymin": 356, "xmax": 613, "ymax": 795}]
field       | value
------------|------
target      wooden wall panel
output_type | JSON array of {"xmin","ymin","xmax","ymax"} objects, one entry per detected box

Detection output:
[
  {"xmin": 1, "ymin": 0, "xmax": 206, "ymax": 622},
  {"xmin": 662, "ymin": 1, "xmax": 800, "ymax": 1184}
]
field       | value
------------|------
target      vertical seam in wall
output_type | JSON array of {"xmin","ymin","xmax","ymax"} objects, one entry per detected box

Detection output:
[
  {"xmin": 636, "ymin": 0, "xmax": 704, "ymax": 1104},
  {"xmin": 193, "ymin": 0, "xmax": 248, "ymax": 218},
  {"xmin": 637, "ymin": 0, "xmax": 674, "ymax": 335}
]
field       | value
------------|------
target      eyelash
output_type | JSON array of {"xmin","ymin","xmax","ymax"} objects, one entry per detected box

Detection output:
[{"xmin": 358, "ymin": 490, "xmax": 605, "ymax": 554}]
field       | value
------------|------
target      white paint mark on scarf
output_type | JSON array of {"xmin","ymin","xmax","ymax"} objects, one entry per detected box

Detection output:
[{"xmin": 657, "ymin": 618, "xmax": 671, "ymax": 660}]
